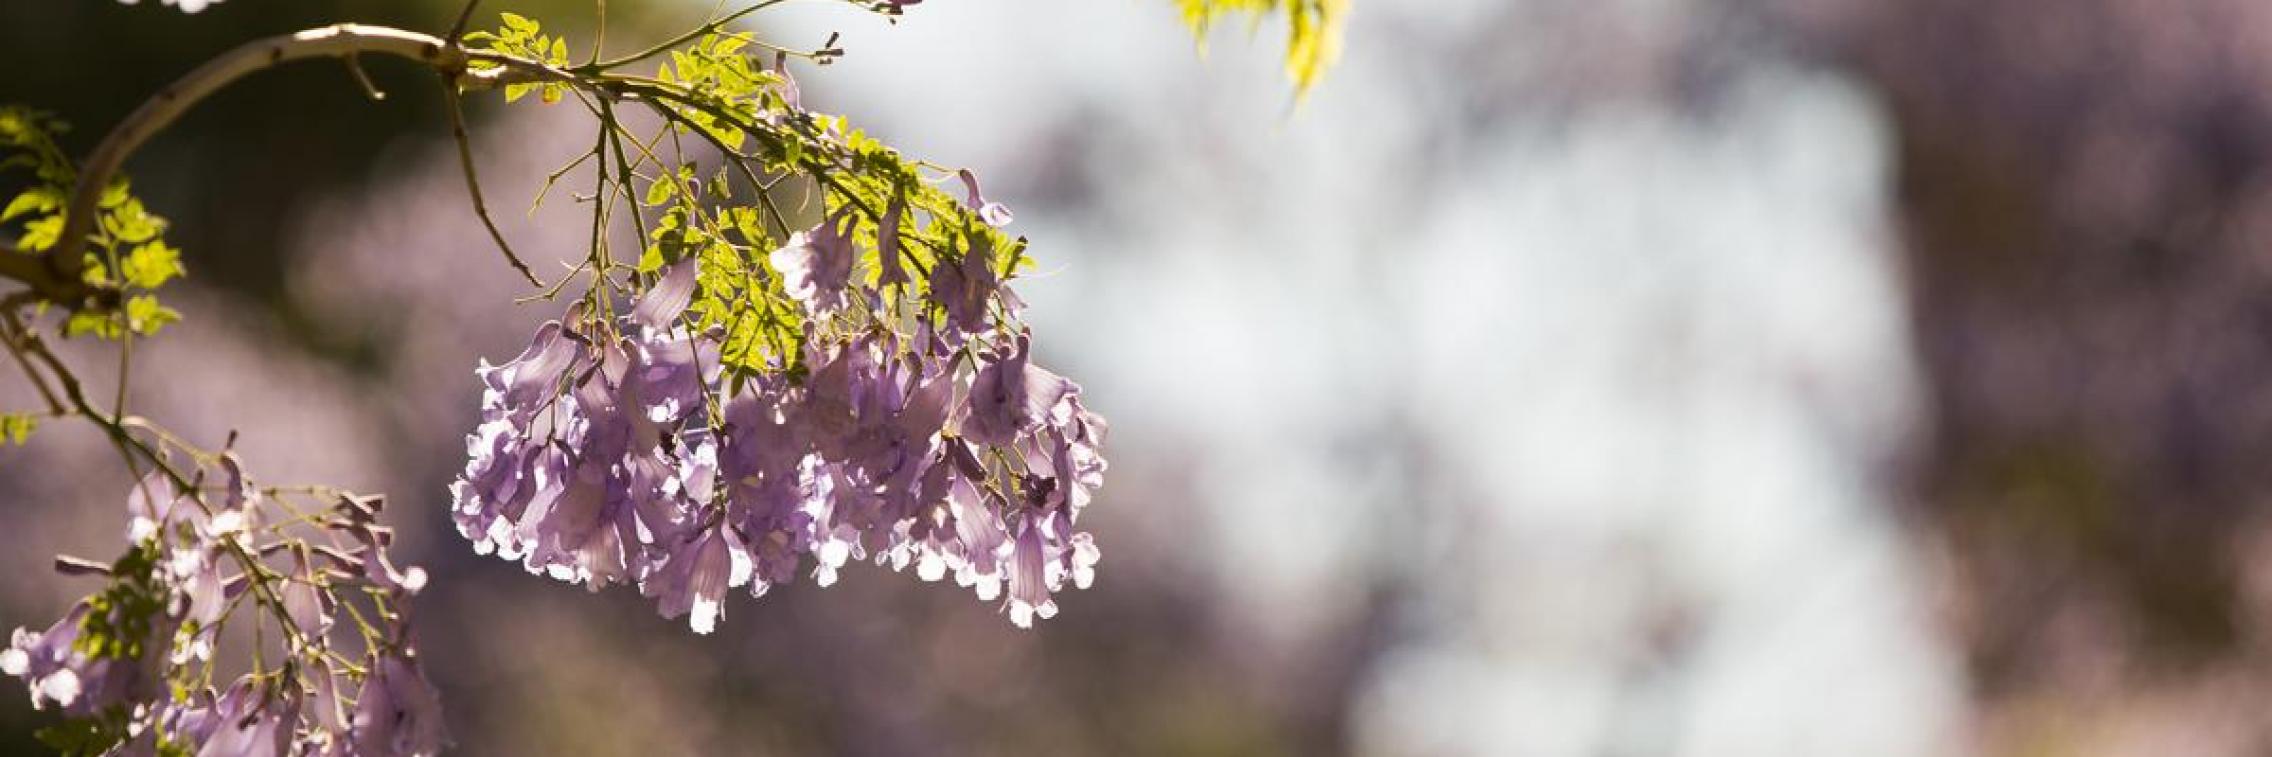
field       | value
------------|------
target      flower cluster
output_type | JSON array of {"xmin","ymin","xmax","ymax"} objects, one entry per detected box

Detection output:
[
  {"xmin": 2, "ymin": 458, "xmax": 444, "ymax": 755},
  {"xmin": 453, "ymin": 203, "xmax": 1108, "ymax": 633}
]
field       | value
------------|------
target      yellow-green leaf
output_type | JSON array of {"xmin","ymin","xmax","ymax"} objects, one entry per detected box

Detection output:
[
  {"xmin": 4, "ymin": 187, "xmax": 63, "ymax": 221},
  {"xmin": 18, "ymin": 214, "xmax": 60, "ymax": 251},
  {"xmin": 121, "ymin": 241, "xmax": 184, "ymax": 289},
  {"xmin": 1174, "ymin": 0, "xmax": 1348, "ymax": 98},
  {"xmin": 124, "ymin": 295, "xmax": 180, "ymax": 336},
  {"xmin": 0, "ymin": 412, "xmax": 36, "ymax": 445}
]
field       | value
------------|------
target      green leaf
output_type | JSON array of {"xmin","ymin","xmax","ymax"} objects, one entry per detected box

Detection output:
[
  {"xmin": 121, "ymin": 241, "xmax": 184, "ymax": 289},
  {"xmin": 18, "ymin": 214, "xmax": 60, "ymax": 251},
  {"xmin": 708, "ymin": 168, "xmax": 733, "ymax": 200},
  {"xmin": 101, "ymin": 197, "xmax": 163, "ymax": 244},
  {"xmin": 64, "ymin": 310, "xmax": 118, "ymax": 340},
  {"xmin": 124, "ymin": 295, "xmax": 180, "ymax": 336},
  {"xmin": 79, "ymin": 255, "xmax": 112, "ymax": 286},
  {"xmin": 1174, "ymin": 0, "xmax": 1347, "ymax": 97},
  {"xmin": 0, "ymin": 412, "xmax": 36, "ymax": 445},
  {"xmin": 76, "ymin": 543, "xmax": 167, "ymax": 661},
  {"xmin": 2, "ymin": 186, "xmax": 62, "ymax": 221},
  {"xmin": 643, "ymin": 177, "xmax": 675, "ymax": 207},
  {"xmin": 98, "ymin": 178, "xmax": 131, "ymax": 209}
]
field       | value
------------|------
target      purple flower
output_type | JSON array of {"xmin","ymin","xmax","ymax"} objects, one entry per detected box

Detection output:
[
  {"xmin": 957, "ymin": 169, "xmax": 1015, "ymax": 227},
  {"xmin": 1004, "ymin": 517, "xmax": 1056, "ymax": 628},
  {"xmin": 496, "ymin": 325, "xmax": 706, "ymax": 591},
  {"xmin": 176, "ymin": 677, "xmax": 300, "ymax": 757},
  {"xmin": 629, "ymin": 333, "xmax": 717, "ymax": 428},
  {"xmin": 476, "ymin": 320, "xmax": 583, "ymax": 426},
  {"xmin": 349, "ymin": 652, "xmax": 447, "ymax": 757},
  {"xmin": 1024, "ymin": 392, "xmax": 1110, "ymax": 516},
  {"xmin": 0, "ymin": 601, "xmax": 171, "ymax": 716},
  {"xmin": 348, "ymin": 522, "xmax": 430, "ymax": 598},
  {"xmin": 0, "ymin": 605, "xmax": 94, "ymax": 712},
  {"xmin": 962, "ymin": 335, "xmax": 1072, "ymax": 447},
  {"xmin": 877, "ymin": 197, "xmax": 909, "ymax": 289},
  {"xmin": 946, "ymin": 466, "xmax": 1010, "ymax": 601},
  {"xmin": 631, "ymin": 258, "xmax": 699, "ymax": 332},
  {"xmin": 126, "ymin": 458, "xmax": 252, "ymax": 548},
  {"xmin": 513, "ymin": 447, "xmax": 625, "ymax": 588},
  {"xmin": 1062, "ymin": 530, "xmax": 1100, "ymax": 591},
  {"xmin": 124, "ymin": 469, "xmax": 178, "ymax": 544},
  {"xmin": 626, "ymin": 260, "xmax": 718, "ymax": 426},
  {"xmin": 454, "ymin": 321, "xmax": 589, "ymax": 558},
  {"xmin": 928, "ymin": 233, "xmax": 1002, "ymax": 336},
  {"xmin": 886, "ymin": 471, "xmax": 958, "ymax": 582},
  {"xmin": 641, "ymin": 519, "xmax": 750, "ymax": 634},
  {"xmin": 451, "ymin": 421, "xmax": 532, "ymax": 557},
  {"xmin": 770, "ymin": 209, "xmax": 858, "ymax": 315},
  {"xmin": 280, "ymin": 550, "xmax": 334, "ymax": 644},
  {"xmin": 721, "ymin": 390, "xmax": 819, "ymax": 594}
]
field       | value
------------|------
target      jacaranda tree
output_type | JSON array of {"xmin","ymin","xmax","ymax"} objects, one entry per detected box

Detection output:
[{"xmin": 0, "ymin": 0, "xmax": 1342, "ymax": 753}]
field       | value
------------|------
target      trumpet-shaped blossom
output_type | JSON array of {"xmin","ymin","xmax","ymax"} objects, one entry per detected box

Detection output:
[
  {"xmin": 770, "ymin": 209, "xmax": 859, "ymax": 316},
  {"xmin": 0, "ymin": 603, "xmax": 169, "ymax": 716},
  {"xmin": 174, "ymin": 677, "xmax": 301, "ymax": 757},
  {"xmin": 349, "ymin": 653, "xmax": 448, "ymax": 757}
]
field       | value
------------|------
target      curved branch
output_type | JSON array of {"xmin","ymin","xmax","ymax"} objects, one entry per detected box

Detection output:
[
  {"xmin": 50, "ymin": 27, "xmax": 458, "ymax": 287},
  {"xmin": 32, "ymin": 24, "xmax": 579, "ymax": 304}
]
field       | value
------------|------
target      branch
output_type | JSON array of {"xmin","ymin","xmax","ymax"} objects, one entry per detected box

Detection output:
[
  {"xmin": 28, "ymin": 24, "xmax": 579, "ymax": 304},
  {"xmin": 0, "ymin": 300, "xmax": 65, "ymax": 416},
  {"xmin": 49, "ymin": 27, "xmax": 457, "ymax": 289},
  {"xmin": 447, "ymin": 0, "xmax": 484, "ymax": 41}
]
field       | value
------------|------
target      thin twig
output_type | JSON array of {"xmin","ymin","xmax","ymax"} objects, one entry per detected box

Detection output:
[
  {"xmin": 444, "ymin": 82, "xmax": 545, "ymax": 288},
  {"xmin": 591, "ymin": 0, "xmax": 608, "ymax": 67},
  {"xmin": 447, "ymin": 0, "xmax": 483, "ymax": 42},
  {"xmin": 587, "ymin": 0, "xmax": 792, "ymax": 71},
  {"xmin": 530, "ymin": 145, "xmax": 600, "ymax": 215},
  {"xmin": 600, "ymin": 101, "xmax": 654, "ymax": 244},
  {"xmin": 344, "ymin": 53, "xmax": 388, "ymax": 101},
  {"xmin": 0, "ymin": 307, "xmax": 64, "ymax": 415}
]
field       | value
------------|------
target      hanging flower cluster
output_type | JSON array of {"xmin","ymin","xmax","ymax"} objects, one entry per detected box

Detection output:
[
  {"xmin": 452, "ymin": 191, "xmax": 1109, "ymax": 631},
  {"xmin": 2, "ymin": 458, "xmax": 444, "ymax": 755},
  {"xmin": 443, "ymin": 12, "xmax": 1110, "ymax": 632}
]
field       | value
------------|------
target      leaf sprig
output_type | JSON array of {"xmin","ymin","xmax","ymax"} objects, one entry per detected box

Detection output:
[
  {"xmin": 2, "ymin": 107, "xmax": 184, "ymax": 339},
  {"xmin": 459, "ymin": 11, "xmax": 1029, "ymax": 378},
  {"xmin": 1175, "ymin": 0, "xmax": 1348, "ymax": 97}
]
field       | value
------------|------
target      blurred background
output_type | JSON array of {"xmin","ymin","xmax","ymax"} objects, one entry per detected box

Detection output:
[{"xmin": 7, "ymin": 0, "xmax": 2272, "ymax": 754}]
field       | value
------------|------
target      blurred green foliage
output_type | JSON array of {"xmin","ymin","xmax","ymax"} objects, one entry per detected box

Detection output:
[{"xmin": 1176, "ymin": 0, "xmax": 1347, "ymax": 96}]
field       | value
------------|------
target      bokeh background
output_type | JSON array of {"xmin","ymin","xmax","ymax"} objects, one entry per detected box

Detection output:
[{"xmin": 6, "ymin": 0, "xmax": 2272, "ymax": 754}]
